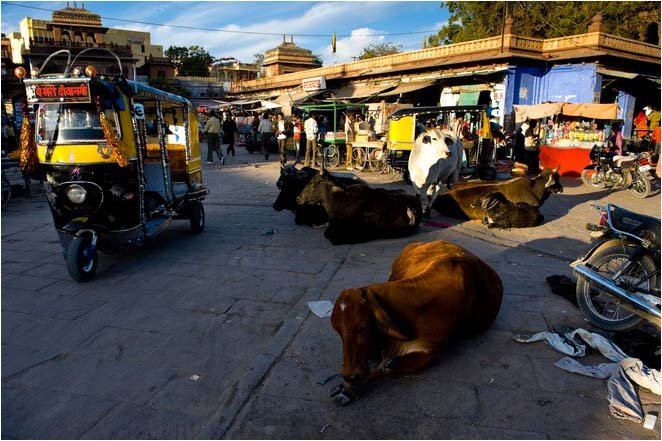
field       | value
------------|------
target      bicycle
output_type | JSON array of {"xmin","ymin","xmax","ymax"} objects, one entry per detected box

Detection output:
[{"xmin": 315, "ymin": 142, "xmax": 341, "ymax": 168}]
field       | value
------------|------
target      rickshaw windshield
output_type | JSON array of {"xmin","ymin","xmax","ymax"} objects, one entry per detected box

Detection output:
[{"xmin": 36, "ymin": 103, "xmax": 120, "ymax": 144}]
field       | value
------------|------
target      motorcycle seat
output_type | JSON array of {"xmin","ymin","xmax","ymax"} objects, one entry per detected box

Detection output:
[{"xmin": 612, "ymin": 154, "xmax": 636, "ymax": 168}]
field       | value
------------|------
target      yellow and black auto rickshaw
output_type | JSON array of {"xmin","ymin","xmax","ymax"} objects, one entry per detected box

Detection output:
[
  {"xmin": 387, "ymin": 105, "xmax": 496, "ymax": 182},
  {"xmin": 15, "ymin": 49, "xmax": 207, "ymax": 281}
]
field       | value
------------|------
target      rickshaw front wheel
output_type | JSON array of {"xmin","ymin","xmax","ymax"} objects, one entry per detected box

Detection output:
[
  {"xmin": 189, "ymin": 200, "xmax": 205, "ymax": 234},
  {"xmin": 66, "ymin": 233, "xmax": 98, "ymax": 282}
]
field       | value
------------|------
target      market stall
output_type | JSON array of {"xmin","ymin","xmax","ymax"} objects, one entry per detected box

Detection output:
[{"xmin": 514, "ymin": 102, "xmax": 618, "ymax": 177}]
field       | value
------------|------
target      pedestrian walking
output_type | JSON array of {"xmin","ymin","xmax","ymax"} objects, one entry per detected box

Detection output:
[
  {"xmin": 292, "ymin": 116, "xmax": 302, "ymax": 164},
  {"xmin": 223, "ymin": 113, "xmax": 238, "ymax": 157},
  {"xmin": 275, "ymin": 112, "xmax": 291, "ymax": 165},
  {"xmin": 257, "ymin": 113, "xmax": 274, "ymax": 161},
  {"xmin": 304, "ymin": 113, "xmax": 318, "ymax": 167},
  {"xmin": 204, "ymin": 111, "xmax": 224, "ymax": 164}
]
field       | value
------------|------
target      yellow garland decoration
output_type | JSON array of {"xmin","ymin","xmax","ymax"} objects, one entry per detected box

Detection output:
[
  {"xmin": 19, "ymin": 117, "xmax": 39, "ymax": 174},
  {"xmin": 99, "ymin": 111, "xmax": 128, "ymax": 167}
]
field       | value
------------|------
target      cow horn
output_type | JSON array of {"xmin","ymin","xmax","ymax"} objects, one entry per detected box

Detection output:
[
  {"xmin": 552, "ymin": 165, "xmax": 560, "ymax": 174},
  {"xmin": 363, "ymin": 289, "xmax": 408, "ymax": 340}
]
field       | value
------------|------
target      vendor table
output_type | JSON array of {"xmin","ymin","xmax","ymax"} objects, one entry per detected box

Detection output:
[{"xmin": 539, "ymin": 144, "xmax": 591, "ymax": 177}]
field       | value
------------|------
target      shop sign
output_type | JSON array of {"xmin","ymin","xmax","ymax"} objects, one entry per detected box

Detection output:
[
  {"xmin": 24, "ymin": 79, "xmax": 91, "ymax": 104},
  {"xmin": 302, "ymin": 76, "xmax": 326, "ymax": 91}
]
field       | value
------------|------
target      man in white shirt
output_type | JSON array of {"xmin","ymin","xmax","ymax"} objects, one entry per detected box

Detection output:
[
  {"xmin": 257, "ymin": 113, "xmax": 274, "ymax": 161},
  {"xmin": 304, "ymin": 113, "xmax": 318, "ymax": 167}
]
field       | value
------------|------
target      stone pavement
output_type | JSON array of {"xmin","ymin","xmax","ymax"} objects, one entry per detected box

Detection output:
[{"xmin": 2, "ymin": 144, "xmax": 660, "ymax": 439}]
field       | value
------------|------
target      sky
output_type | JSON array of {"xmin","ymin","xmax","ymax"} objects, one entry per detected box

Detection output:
[{"xmin": 1, "ymin": 0, "xmax": 449, "ymax": 65}]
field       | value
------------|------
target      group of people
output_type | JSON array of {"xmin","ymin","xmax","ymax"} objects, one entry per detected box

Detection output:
[
  {"xmin": 253, "ymin": 111, "xmax": 325, "ymax": 167},
  {"xmin": 203, "ymin": 110, "xmax": 238, "ymax": 165}
]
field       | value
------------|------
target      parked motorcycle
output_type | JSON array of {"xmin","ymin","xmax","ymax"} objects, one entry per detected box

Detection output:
[
  {"xmin": 571, "ymin": 204, "xmax": 660, "ymax": 331},
  {"xmin": 580, "ymin": 143, "xmax": 654, "ymax": 198}
]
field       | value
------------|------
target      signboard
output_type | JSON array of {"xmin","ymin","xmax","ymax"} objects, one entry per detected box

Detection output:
[
  {"xmin": 24, "ymin": 79, "xmax": 91, "ymax": 104},
  {"xmin": 302, "ymin": 76, "xmax": 326, "ymax": 92}
]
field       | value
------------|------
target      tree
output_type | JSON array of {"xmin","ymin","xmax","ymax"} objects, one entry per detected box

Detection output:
[
  {"xmin": 252, "ymin": 53, "xmax": 265, "ymax": 78},
  {"xmin": 428, "ymin": 1, "xmax": 661, "ymax": 46},
  {"xmin": 165, "ymin": 45, "xmax": 214, "ymax": 77},
  {"xmin": 312, "ymin": 53, "xmax": 324, "ymax": 66},
  {"xmin": 358, "ymin": 42, "xmax": 402, "ymax": 60}
]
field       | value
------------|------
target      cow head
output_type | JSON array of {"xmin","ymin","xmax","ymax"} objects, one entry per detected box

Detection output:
[
  {"xmin": 273, "ymin": 165, "xmax": 316, "ymax": 211},
  {"xmin": 415, "ymin": 127, "xmax": 457, "ymax": 160},
  {"xmin": 331, "ymin": 288, "xmax": 408, "ymax": 387},
  {"xmin": 536, "ymin": 166, "xmax": 563, "ymax": 195}
]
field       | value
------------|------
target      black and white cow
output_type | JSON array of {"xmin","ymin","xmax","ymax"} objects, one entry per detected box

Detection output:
[
  {"xmin": 408, "ymin": 128, "xmax": 462, "ymax": 218},
  {"xmin": 296, "ymin": 171, "xmax": 422, "ymax": 245}
]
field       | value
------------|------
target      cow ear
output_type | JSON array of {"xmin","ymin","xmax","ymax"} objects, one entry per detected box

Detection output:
[
  {"xmin": 422, "ymin": 135, "xmax": 431, "ymax": 144},
  {"xmin": 445, "ymin": 136, "xmax": 455, "ymax": 146},
  {"xmin": 363, "ymin": 289, "xmax": 408, "ymax": 340}
]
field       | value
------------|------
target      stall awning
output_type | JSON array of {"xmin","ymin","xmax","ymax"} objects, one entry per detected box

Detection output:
[
  {"xmin": 596, "ymin": 68, "xmax": 639, "ymax": 80},
  {"xmin": 514, "ymin": 102, "xmax": 618, "ymax": 122},
  {"xmin": 379, "ymin": 81, "xmax": 436, "ymax": 97},
  {"xmin": 513, "ymin": 103, "xmax": 565, "ymax": 122},
  {"xmin": 274, "ymin": 89, "xmax": 325, "ymax": 106},
  {"xmin": 561, "ymin": 103, "xmax": 618, "ymax": 119},
  {"xmin": 330, "ymin": 82, "xmax": 398, "ymax": 99}
]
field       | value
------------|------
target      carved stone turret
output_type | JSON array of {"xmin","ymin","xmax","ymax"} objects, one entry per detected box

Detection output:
[
  {"xmin": 588, "ymin": 14, "xmax": 604, "ymax": 33},
  {"xmin": 504, "ymin": 16, "xmax": 514, "ymax": 34}
]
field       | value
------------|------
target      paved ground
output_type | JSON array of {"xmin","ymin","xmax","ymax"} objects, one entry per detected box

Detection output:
[{"xmin": 2, "ymin": 144, "xmax": 660, "ymax": 439}]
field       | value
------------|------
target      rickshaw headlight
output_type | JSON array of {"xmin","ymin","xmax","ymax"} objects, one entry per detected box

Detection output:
[{"xmin": 66, "ymin": 185, "xmax": 87, "ymax": 204}]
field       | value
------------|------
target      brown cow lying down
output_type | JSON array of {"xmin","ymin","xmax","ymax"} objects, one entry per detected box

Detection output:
[
  {"xmin": 432, "ymin": 166, "xmax": 563, "ymax": 220},
  {"xmin": 472, "ymin": 192, "xmax": 543, "ymax": 229},
  {"xmin": 330, "ymin": 240, "xmax": 503, "ymax": 405},
  {"xmin": 296, "ymin": 171, "xmax": 422, "ymax": 245}
]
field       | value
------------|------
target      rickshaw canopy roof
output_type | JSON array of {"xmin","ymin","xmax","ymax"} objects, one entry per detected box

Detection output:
[
  {"xmin": 297, "ymin": 103, "xmax": 367, "ymax": 110},
  {"xmin": 127, "ymin": 80, "xmax": 192, "ymax": 107}
]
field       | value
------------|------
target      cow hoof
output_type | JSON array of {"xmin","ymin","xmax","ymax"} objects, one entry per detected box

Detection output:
[{"xmin": 330, "ymin": 383, "xmax": 358, "ymax": 405}]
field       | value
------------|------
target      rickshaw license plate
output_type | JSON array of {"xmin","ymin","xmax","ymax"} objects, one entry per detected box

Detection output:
[{"xmin": 639, "ymin": 164, "xmax": 651, "ymax": 172}]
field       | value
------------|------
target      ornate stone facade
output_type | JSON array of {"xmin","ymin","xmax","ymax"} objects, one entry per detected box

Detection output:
[{"xmin": 263, "ymin": 36, "xmax": 320, "ymax": 78}]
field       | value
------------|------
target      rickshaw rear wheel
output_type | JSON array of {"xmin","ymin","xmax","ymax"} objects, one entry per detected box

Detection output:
[
  {"xmin": 478, "ymin": 165, "xmax": 497, "ymax": 181},
  {"xmin": 189, "ymin": 200, "xmax": 205, "ymax": 234},
  {"xmin": 66, "ymin": 233, "xmax": 98, "ymax": 282}
]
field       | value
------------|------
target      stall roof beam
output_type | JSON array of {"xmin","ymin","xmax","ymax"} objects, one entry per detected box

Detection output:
[{"xmin": 379, "ymin": 81, "xmax": 437, "ymax": 97}]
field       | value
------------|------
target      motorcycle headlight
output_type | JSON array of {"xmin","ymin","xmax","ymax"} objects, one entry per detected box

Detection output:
[{"xmin": 66, "ymin": 184, "xmax": 87, "ymax": 204}]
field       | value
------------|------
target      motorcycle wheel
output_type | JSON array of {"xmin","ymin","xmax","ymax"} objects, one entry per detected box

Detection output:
[
  {"xmin": 576, "ymin": 243, "xmax": 657, "ymax": 331},
  {"xmin": 629, "ymin": 171, "xmax": 651, "ymax": 199},
  {"xmin": 580, "ymin": 168, "xmax": 602, "ymax": 187},
  {"xmin": 66, "ymin": 232, "xmax": 98, "ymax": 282}
]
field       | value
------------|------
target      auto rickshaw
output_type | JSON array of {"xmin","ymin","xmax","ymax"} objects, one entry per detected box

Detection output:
[
  {"xmin": 387, "ymin": 105, "xmax": 496, "ymax": 182},
  {"xmin": 15, "ymin": 49, "xmax": 207, "ymax": 281}
]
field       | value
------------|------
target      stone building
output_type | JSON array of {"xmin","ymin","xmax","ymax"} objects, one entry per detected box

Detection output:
[{"xmin": 263, "ymin": 36, "xmax": 320, "ymax": 78}]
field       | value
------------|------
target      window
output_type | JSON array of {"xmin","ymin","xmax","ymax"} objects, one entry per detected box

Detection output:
[
  {"xmin": 141, "ymin": 44, "xmax": 145, "ymax": 53},
  {"xmin": 36, "ymin": 103, "xmax": 120, "ymax": 144},
  {"xmin": 61, "ymin": 31, "xmax": 70, "ymax": 43}
]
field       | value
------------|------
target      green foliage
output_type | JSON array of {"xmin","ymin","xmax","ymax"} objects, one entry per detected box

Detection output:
[
  {"xmin": 253, "ymin": 53, "xmax": 265, "ymax": 77},
  {"xmin": 358, "ymin": 42, "xmax": 402, "ymax": 60},
  {"xmin": 148, "ymin": 76, "xmax": 190, "ymax": 98},
  {"xmin": 428, "ymin": 1, "xmax": 661, "ymax": 46},
  {"xmin": 165, "ymin": 45, "xmax": 214, "ymax": 77},
  {"xmin": 312, "ymin": 53, "xmax": 324, "ymax": 66}
]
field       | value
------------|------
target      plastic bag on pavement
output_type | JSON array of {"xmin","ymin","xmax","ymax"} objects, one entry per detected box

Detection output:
[{"xmin": 307, "ymin": 300, "xmax": 334, "ymax": 318}]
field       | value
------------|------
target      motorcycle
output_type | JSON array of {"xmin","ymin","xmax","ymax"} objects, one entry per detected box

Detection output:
[
  {"xmin": 571, "ymin": 204, "xmax": 660, "ymax": 331},
  {"xmin": 580, "ymin": 143, "xmax": 654, "ymax": 198}
]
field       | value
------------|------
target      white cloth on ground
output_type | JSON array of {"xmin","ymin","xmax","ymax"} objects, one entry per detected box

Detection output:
[{"xmin": 514, "ymin": 328, "xmax": 661, "ymax": 424}]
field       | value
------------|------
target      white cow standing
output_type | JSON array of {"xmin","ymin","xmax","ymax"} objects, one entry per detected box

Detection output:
[{"xmin": 408, "ymin": 127, "xmax": 462, "ymax": 218}]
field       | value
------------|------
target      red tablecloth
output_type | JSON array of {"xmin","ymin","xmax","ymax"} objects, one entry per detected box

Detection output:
[{"xmin": 539, "ymin": 145, "xmax": 590, "ymax": 177}]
